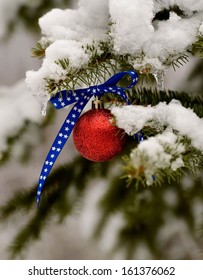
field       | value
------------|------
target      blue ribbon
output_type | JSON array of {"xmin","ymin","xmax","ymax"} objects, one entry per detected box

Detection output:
[{"xmin": 37, "ymin": 71, "xmax": 139, "ymax": 205}]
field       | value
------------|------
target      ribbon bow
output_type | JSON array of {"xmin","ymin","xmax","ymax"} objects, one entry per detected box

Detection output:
[{"xmin": 37, "ymin": 71, "xmax": 139, "ymax": 205}]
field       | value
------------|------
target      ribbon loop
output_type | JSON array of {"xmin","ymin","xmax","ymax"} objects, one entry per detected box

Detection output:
[
  {"xmin": 37, "ymin": 71, "xmax": 139, "ymax": 206},
  {"xmin": 103, "ymin": 71, "xmax": 138, "ymax": 89}
]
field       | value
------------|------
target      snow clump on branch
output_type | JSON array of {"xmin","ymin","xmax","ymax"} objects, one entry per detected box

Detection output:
[
  {"xmin": 111, "ymin": 100, "xmax": 203, "ymax": 152},
  {"xmin": 111, "ymin": 100, "xmax": 203, "ymax": 184}
]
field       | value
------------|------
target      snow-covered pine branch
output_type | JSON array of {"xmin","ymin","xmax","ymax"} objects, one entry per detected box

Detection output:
[
  {"xmin": 26, "ymin": 0, "xmax": 203, "ymax": 109},
  {"xmin": 112, "ymin": 100, "xmax": 203, "ymax": 151},
  {"xmin": 112, "ymin": 100, "xmax": 203, "ymax": 185}
]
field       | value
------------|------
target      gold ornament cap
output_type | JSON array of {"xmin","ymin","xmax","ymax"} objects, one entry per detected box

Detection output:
[{"xmin": 92, "ymin": 96, "xmax": 104, "ymax": 109}]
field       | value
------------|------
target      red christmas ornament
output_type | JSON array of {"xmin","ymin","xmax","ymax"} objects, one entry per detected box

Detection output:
[{"xmin": 73, "ymin": 108, "xmax": 126, "ymax": 162}]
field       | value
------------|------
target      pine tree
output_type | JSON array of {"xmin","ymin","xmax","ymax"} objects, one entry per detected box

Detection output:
[{"xmin": 0, "ymin": 0, "xmax": 203, "ymax": 260}]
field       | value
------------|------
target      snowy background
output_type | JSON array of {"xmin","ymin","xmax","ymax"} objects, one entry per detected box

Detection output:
[{"xmin": 0, "ymin": 0, "xmax": 202, "ymax": 259}]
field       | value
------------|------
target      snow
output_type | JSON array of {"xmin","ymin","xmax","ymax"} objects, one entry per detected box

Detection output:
[
  {"xmin": 39, "ymin": 1, "xmax": 109, "ymax": 42},
  {"xmin": 0, "ymin": 80, "xmax": 42, "ymax": 159},
  {"xmin": 26, "ymin": 39, "xmax": 90, "ymax": 110},
  {"xmin": 129, "ymin": 131, "xmax": 185, "ymax": 185},
  {"xmin": 110, "ymin": 0, "xmax": 203, "ymax": 72},
  {"xmin": 109, "ymin": 0, "xmax": 154, "ymax": 54},
  {"xmin": 112, "ymin": 100, "xmax": 203, "ymax": 152},
  {"xmin": 143, "ymin": 12, "xmax": 201, "ymax": 61}
]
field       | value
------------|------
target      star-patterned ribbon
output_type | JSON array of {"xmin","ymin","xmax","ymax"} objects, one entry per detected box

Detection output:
[{"xmin": 37, "ymin": 71, "xmax": 139, "ymax": 206}]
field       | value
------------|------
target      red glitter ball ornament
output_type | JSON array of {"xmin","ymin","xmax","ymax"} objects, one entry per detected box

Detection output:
[{"xmin": 73, "ymin": 109, "xmax": 126, "ymax": 162}]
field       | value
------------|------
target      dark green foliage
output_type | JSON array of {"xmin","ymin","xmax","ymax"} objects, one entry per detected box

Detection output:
[
  {"xmin": 187, "ymin": 60, "xmax": 203, "ymax": 94},
  {"xmin": 129, "ymin": 88, "xmax": 203, "ymax": 117},
  {"xmin": 171, "ymin": 54, "xmax": 189, "ymax": 71},
  {"xmin": 32, "ymin": 41, "xmax": 51, "ymax": 59},
  {"xmin": 192, "ymin": 36, "xmax": 203, "ymax": 58}
]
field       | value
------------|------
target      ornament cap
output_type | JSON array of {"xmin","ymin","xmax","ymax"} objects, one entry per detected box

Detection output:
[{"xmin": 92, "ymin": 96, "xmax": 104, "ymax": 109}]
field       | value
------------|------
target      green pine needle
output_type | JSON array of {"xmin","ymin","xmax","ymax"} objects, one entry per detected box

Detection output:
[
  {"xmin": 192, "ymin": 36, "xmax": 203, "ymax": 58},
  {"xmin": 32, "ymin": 41, "xmax": 51, "ymax": 59}
]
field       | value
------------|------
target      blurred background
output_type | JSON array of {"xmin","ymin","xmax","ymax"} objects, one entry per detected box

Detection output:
[{"xmin": 0, "ymin": 0, "xmax": 203, "ymax": 260}]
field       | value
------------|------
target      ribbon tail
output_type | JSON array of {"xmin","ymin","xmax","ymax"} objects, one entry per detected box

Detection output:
[{"xmin": 36, "ymin": 98, "xmax": 89, "ymax": 206}]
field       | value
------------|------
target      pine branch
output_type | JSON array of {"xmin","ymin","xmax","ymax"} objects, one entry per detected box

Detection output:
[
  {"xmin": 128, "ymin": 88, "xmax": 203, "ymax": 117},
  {"xmin": 32, "ymin": 41, "xmax": 51, "ymax": 59},
  {"xmin": 192, "ymin": 36, "xmax": 203, "ymax": 58},
  {"xmin": 45, "ymin": 41, "xmax": 117, "ymax": 94},
  {"xmin": 36, "ymin": 35, "xmax": 200, "ymax": 98},
  {"xmin": 171, "ymin": 54, "xmax": 189, "ymax": 71},
  {"xmin": 124, "ymin": 150, "xmax": 203, "ymax": 189},
  {"xmin": 122, "ymin": 136, "xmax": 203, "ymax": 189},
  {"xmin": 102, "ymin": 87, "xmax": 203, "ymax": 118}
]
